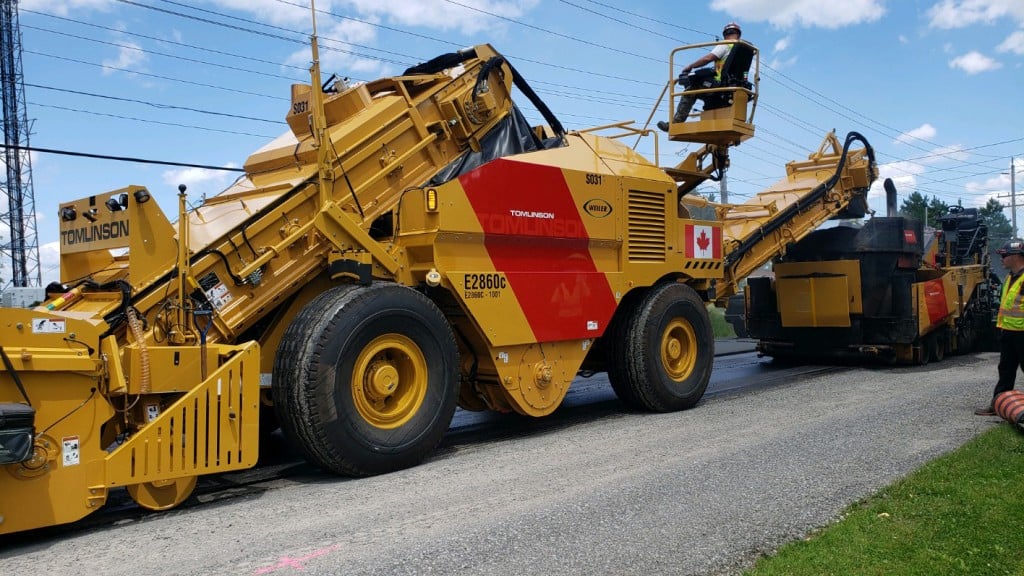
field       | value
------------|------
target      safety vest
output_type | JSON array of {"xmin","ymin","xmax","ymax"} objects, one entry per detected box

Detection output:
[
  {"xmin": 714, "ymin": 42, "xmax": 734, "ymax": 82},
  {"xmin": 997, "ymin": 271, "xmax": 1024, "ymax": 330}
]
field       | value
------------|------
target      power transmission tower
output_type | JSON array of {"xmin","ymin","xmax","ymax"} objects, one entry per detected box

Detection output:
[{"xmin": 0, "ymin": 0, "xmax": 41, "ymax": 289}]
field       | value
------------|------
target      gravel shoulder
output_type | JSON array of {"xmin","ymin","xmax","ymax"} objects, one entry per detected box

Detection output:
[{"xmin": 0, "ymin": 353, "xmax": 1002, "ymax": 576}]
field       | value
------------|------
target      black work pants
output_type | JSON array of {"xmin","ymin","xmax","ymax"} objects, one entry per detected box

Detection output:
[{"xmin": 994, "ymin": 328, "xmax": 1024, "ymax": 398}]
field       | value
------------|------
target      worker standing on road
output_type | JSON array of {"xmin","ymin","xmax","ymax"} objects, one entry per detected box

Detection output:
[
  {"xmin": 976, "ymin": 238, "xmax": 1024, "ymax": 415},
  {"xmin": 658, "ymin": 22, "xmax": 742, "ymax": 132}
]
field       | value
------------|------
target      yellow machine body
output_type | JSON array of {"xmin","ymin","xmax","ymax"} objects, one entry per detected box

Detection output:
[
  {"xmin": 0, "ymin": 38, "xmax": 879, "ymax": 534},
  {"xmin": 774, "ymin": 260, "xmax": 863, "ymax": 328},
  {"xmin": 747, "ymin": 208, "xmax": 996, "ymax": 364}
]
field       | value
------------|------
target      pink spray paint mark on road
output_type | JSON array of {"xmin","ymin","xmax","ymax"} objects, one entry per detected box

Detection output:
[{"xmin": 252, "ymin": 544, "xmax": 342, "ymax": 575}]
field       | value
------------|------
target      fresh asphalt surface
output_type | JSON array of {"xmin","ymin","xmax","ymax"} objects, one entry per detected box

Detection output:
[{"xmin": 0, "ymin": 342, "xmax": 1005, "ymax": 576}]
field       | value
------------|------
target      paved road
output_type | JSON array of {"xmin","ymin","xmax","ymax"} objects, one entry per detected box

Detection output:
[{"xmin": 0, "ymin": 351, "xmax": 1002, "ymax": 576}]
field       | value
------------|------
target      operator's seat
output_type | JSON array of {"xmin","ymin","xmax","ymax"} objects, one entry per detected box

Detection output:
[
  {"xmin": 700, "ymin": 42, "xmax": 755, "ymax": 112},
  {"xmin": 666, "ymin": 40, "xmax": 759, "ymax": 147}
]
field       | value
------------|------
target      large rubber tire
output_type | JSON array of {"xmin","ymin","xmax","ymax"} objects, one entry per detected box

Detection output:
[
  {"xmin": 725, "ymin": 293, "xmax": 748, "ymax": 338},
  {"xmin": 956, "ymin": 313, "xmax": 976, "ymax": 354},
  {"xmin": 606, "ymin": 293, "xmax": 644, "ymax": 409},
  {"xmin": 930, "ymin": 331, "xmax": 946, "ymax": 363},
  {"xmin": 610, "ymin": 283, "xmax": 714, "ymax": 412},
  {"xmin": 272, "ymin": 284, "xmax": 459, "ymax": 477}
]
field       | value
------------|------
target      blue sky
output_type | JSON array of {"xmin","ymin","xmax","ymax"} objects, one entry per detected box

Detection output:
[{"xmin": 5, "ymin": 0, "xmax": 1024, "ymax": 285}]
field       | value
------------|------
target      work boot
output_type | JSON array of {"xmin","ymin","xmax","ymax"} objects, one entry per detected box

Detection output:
[
  {"xmin": 974, "ymin": 404, "xmax": 996, "ymax": 416},
  {"xmin": 657, "ymin": 115, "xmax": 686, "ymax": 132}
]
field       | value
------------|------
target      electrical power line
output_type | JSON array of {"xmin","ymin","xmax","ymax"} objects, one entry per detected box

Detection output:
[
  {"xmin": 24, "ymin": 50, "xmax": 288, "ymax": 101},
  {"xmin": 1, "ymin": 143, "xmax": 245, "ymax": 171},
  {"xmin": 23, "ymin": 9, "xmax": 310, "ymax": 72},
  {"xmin": 17, "ymin": 1, "xmax": 1020, "ymax": 208},
  {"xmin": 569, "ymin": 0, "xmax": 714, "ymax": 40},
  {"xmin": 26, "ymin": 83, "xmax": 283, "ymax": 124},
  {"xmin": 23, "ymin": 24, "xmax": 306, "ymax": 82},
  {"xmin": 29, "ymin": 102, "xmax": 276, "ymax": 138}
]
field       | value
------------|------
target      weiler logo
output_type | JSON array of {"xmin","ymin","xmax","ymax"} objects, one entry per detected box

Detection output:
[{"xmin": 583, "ymin": 198, "xmax": 613, "ymax": 219}]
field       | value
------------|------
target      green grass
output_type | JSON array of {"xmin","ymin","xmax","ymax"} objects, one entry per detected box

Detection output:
[
  {"xmin": 708, "ymin": 305, "xmax": 737, "ymax": 338},
  {"xmin": 745, "ymin": 424, "xmax": 1024, "ymax": 576}
]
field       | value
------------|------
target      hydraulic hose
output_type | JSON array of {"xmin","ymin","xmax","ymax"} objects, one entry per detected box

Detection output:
[
  {"xmin": 723, "ymin": 131, "xmax": 876, "ymax": 269},
  {"xmin": 404, "ymin": 48, "xmax": 565, "ymax": 138},
  {"xmin": 127, "ymin": 307, "xmax": 151, "ymax": 394}
]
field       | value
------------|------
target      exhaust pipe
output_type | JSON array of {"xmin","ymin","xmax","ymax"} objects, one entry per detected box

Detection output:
[{"xmin": 883, "ymin": 178, "xmax": 898, "ymax": 217}]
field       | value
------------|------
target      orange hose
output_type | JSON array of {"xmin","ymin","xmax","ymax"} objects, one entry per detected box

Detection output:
[{"xmin": 127, "ymin": 308, "xmax": 151, "ymax": 394}]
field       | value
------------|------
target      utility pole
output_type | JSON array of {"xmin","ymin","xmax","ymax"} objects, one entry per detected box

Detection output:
[
  {"xmin": 0, "ymin": 0, "xmax": 41, "ymax": 289},
  {"xmin": 1013, "ymin": 156, "xmax": 1018, "ymax": 238},
  {"xmin": 720, "ymin": 172, "xmax": 728, "ymax": 204}
]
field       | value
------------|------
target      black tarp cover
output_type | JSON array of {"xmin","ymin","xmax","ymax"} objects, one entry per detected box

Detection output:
[{"xmin": 429, "ymin": 104, "xmax": 558, "ymax": 186}]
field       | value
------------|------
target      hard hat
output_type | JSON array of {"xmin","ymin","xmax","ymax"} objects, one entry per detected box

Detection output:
[
  {"xmin": 723, "ymin": 22, "xmax": 742, "ymax": 37},
  {"xmin": 997, "ymin": 238, "xmax": 1024, "ymax": 256}
]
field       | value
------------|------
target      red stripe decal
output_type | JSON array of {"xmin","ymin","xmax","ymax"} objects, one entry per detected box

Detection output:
[
  {"xmin": 923, "ymin": 279, "xmax": 949, "ymax": 326},
  {"xmin": 459, "ymin": 159, "xmax": 618, "ymax": 341}
]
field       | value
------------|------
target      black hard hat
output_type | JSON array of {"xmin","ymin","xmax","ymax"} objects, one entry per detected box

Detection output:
[{"xmin": 997, "ymin": 238, "xmax": 1024, "ymax": 256}]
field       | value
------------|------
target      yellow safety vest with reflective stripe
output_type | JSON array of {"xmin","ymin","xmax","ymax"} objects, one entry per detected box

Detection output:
[
  {"xmin": 714, "ymin": 43, "xmax": 733, "ymax": 82},
  {"xmin": 997, "ymin": 271, "xmax": 1024, "ymax": 330}
]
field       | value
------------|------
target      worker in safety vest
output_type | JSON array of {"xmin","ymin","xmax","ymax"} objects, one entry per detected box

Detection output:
[
  {"xmin": 657, "ymin": 22, "xmax": 741, "ymax": 132},
  {"xmin": 976, "ymin": 238, "xmax": 1024, "ymax": 415}
]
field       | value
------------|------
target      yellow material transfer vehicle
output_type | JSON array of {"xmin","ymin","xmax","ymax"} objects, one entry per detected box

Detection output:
[
  {"xmin": 0, "ymin": 27, "xmax": 877, "ymax": 533},
  {"xmin": 745, "ymin": 182, "xmax": 998, "ymax": 364}
]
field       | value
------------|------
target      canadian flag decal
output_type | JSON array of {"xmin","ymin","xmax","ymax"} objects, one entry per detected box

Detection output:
[{"xmin": 685, "ymin": 224, "xmax": 722, "ymax": 260}]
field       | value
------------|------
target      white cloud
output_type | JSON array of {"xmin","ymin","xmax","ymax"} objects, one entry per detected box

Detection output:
[
  {"xmin": 868, "ymin": 163, "xmax": 921, "ymax": 202},
  {"xmin": 101, "ymin": 41, "xmax": 148, "ymax": 75},
  {"xmin": 965, "ymin": 173, "xmax": 1009, "ymax": 194},
  {"xmin": 899, "ymin": 34, "xmax": 910, "ymax": 44},
  {"xmin": 963, "ymin": 176, "xmax": 1015, "ymax": 210},
  {"xmin": 768, "ymin": 55, "xmax": 799, "ymax": 70},
  {"xmin": 926, "ymin": 0, "xmax": 1024, "ymax": 29},
  {"xmin": 895, "ymin": 123, "xmax": 937, "ymax": 145},
  {"xmin": 207, "ymin": 1, "xmax": 541, "ymax": 78},
  {"xmin": 774, "ymin": 36, "xmax": 791, "ymax": 52},
  {"xmin": 285, "ymin": 18, "xmax": 386, "ymax": 77},
  {"xmin": 710, "ymin": 0, "xmax": 885, "ymax": 28},
  {"xmin": 162, "ymin": 165, "xmax": 239, "ymax": 197},
  {"xmin": 868, "ymin": 145, "xmax": 970, "ymax": 202},
  {"xmin": 997, "ymin": 30, "xmax": 1024, "ymax": 54},
  {"xmin": 202, "ymin": 0, "xmax": 331, "ymax": 27},
  {"xmin": 342, "ymin": 0, "xmax": 541, "ymax": 35},
  {"xmin": 0, "ymin": 222, "xmax": 52, "ymax": 284},
  {"xmin": 18, "ymin": 0, "xmax": 115, "ymax": 16},
  {"xmin": 39, "ymin": 242, "xmax": 62, "ymax": 286},
  {"xmin": 966, "ymin": 160, "xmax": 1024, "ymax": 210},
  {"xmin": 923, "ymin": 144, "xmax": 969, "ymax": 164},
  {"xmin": 885, "ymin": 160, "xmax": 929, "ymax": 177},
  {"xmin": 208, "ymin": 0, "xmax": 541, "ymax": 35},
  {"xmin": 948, "ymin": 50, "xmax": 1002, "ymax": 73}
]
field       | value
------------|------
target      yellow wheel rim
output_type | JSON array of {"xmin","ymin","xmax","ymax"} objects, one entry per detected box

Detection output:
[
  {"xmin": 352, "ymin": 334, "xmax": 428, "ymax": 429},
  {"xmin": 127, "ymin": 476, "xmax": 197, "ymax": 511},
  {"xmin": 661, "ymin": 318, "xmax": 697, "ymax": 381}
]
